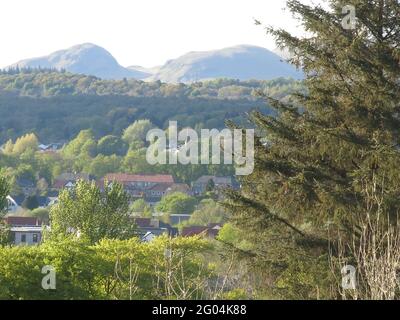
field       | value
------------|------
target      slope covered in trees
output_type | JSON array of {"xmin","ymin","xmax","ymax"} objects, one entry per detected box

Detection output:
[{"xmin": 0, "ymin": 69, "xmax": 303, "ymax": 143}]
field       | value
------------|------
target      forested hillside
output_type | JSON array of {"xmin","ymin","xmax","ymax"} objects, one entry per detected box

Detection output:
[{"xmin": 0, "ymin": 69, "xmax": 303, "ymax": 143}]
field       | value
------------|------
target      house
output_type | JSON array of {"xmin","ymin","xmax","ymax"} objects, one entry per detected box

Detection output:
[
  {"xmin": 181, "ymin": 223, "xmax": 223, "ymax": 239},
  {"xmin": 165, "ymin": 183, "xmax": 192, "ymax": 196},
  {"xmin": 134, "ymin": 218, "xmax": 178, "ymax": 241},
  {"xmin": 192, "ymin": 176, "xmax": 236, "ymax": 195},
  {"xmin": 141, "ymin": 231, "xmax": 157, "ymax": 242},
  {"xmin": 147, "ymin": 183, "xmax": 173, "ymax": 198},
  {"xmin": 181, "ymin": 226, "xmax": 209, "ymax": 237},
  {"xmin": 103, "ymin": 173, "xmax": 175, "ymax": 203},
  {"xmin": 38, "ymin": 143, "xmax": 63, "ymax": 152},
  {"xmin": 52, "ymin": 173, "xmax": 95, "ymax": 191},
  {"xmin": 3, "ymin": 216, "xmax": 45, "ymax": 246},
  {"xmin": 4, "ymin": 216, "xmax": 43, "ymax": 227},
  {"xmin": 10, "ymin": 226, "xmax": 43, "ymax": 246}
]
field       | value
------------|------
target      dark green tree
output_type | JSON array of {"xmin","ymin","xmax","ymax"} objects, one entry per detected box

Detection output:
[
  {"xmin": 22, "ymin": 196, "xmax": 39, "ymax": 211},
  {"xmin": 224, "ymin": 0, "xmax": 400, "ymax": 299},
  {"xmin": 97, "ymin": 135, "xmax": 128, "ymax": 156}
]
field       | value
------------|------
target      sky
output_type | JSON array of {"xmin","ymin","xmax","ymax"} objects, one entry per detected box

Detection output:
[{"xmin": 0, "ymin": 0, "xmax": 319, "ymax": 69}]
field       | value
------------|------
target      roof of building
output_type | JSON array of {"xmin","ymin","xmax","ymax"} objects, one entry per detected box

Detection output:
[
  {"xmin": 181, "ymin": 226, "xmax": 209, "ymax": 237},
  {"xmin": 52, "ymin": 180, "xmax": 70, "ymax": 190},
  {"xmin": 181, "ymin": 224, "xmax": 224, "ymax": 238},
  {"xmin": 104, "ymin": 173, "xmax": 174, "ymax": 184},
  {"xmin": 4, "ymin": 216, "xmax": 41, "ymax": 226}
]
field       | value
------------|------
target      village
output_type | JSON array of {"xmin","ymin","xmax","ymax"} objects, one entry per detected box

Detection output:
[{"xmin": 5, "ymin": 170, "xmax": 238, "ymax": 246}]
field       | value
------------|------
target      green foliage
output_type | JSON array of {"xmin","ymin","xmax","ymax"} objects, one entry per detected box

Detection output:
[
  {"xmin": 156, "ymin": 192, "xmax": 198, "ymax": 216},
  {"xmin": 123, "ymin": 119, "xmax": 155, "ymax": 148},
  {"xmin": 130, "ymin": 199, "xmax": 152, "ymax": 218},
  {"xmin": 0, "ymin": 174, "xmax": 10, "ymax": 245},
  {"xmin": 97, "ymin": 135, "xmax": 127, "ymax": 156},
  {"xmin": 86, "ymin": 154, "xmax": 122, "ymax": 178},
  {"xmin": 29, "ymin": 208, "xmax": 50, "ymax": 222},
  {"xmin": 188, "ymin": 199, "xmax": 227, "ymax": 226},
  {"xmin": 3, "ymin": 133, "xmax": 38, "ymax": 156},
  {"xmin": 0, "ymin": 174, "xmax": 10, "ymax": 216},
  {"xmin": 224, "ymin": 0, "xmax": 400, "ymax": 299},
  {"xmin": 22, "ymin": 195, "xmax": 39, "ymax": 210},
  {"xmin": 63, "ymin": 129, "xmax": 97, "ymax": 158},
  {"xmin": 0, "ymin": 70, "xmax": 300, "ymax": 144},
  {"xmin": 50, "ymin": 180, "xmax": 135, "ymax": 243},
  {"xmin": 216, "ymin": 223, "xmax": 252, "ymax": 251},
  {"xmin": 0, "ymin": 235, "xmax": 215, "ymax": 300},
  {"xmin": 0, "ymin": 237, "xmax": 98, "ymax": 299}
]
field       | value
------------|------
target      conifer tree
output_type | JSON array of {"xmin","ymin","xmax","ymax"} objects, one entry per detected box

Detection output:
[{"xmin": 224, "ymin": 0, "xmax": 400, "ymax": 298}]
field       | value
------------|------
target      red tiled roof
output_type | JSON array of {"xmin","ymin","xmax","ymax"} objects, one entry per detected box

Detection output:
[
  {"xmin": 4, "ymin": 216, "xmax": 40, "ymax": 226},
  {"xmin": 104, "ymin": 173, "xmax": 174, "ymax": 184},
  {"xmin": 181, "ymin": 226, "xmax": 209, "ymax": 237},
  {"xmin": 181, "ymin": 224, "xmax": 223, "ymax": 238}
]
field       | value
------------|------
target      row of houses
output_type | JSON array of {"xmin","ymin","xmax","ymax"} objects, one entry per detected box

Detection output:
[
  {"xmin": 2, "ymin": 216, "xmax": 223, "ymax": 246},
  {"xmin": 5, "ymin": 173, "xmax": 233, "ymax": 246},
  {"xmin": 50, "ymin": 173, "xmax": 238, "ymax": 205}
]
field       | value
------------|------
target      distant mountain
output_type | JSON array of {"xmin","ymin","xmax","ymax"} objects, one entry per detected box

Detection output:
[
  {"xmin": 127, "ymin": 65, "xmax": 161, "ymax": 76},
  {"xmin": 146, "ymin": 45, "xmax": 303, "ymax": 83},
  {"xmin": 9, "ymin": 43, "xmax": 150, "ymax": 80},
  {"xmin": 9, "ymin": 44, "xmax": 303, "ymax": 82}
]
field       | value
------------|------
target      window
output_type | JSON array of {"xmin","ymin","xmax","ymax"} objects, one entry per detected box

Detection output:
[
  {"xmin": 21, "ymin": 234, "xmax": 26, "ymax": 243},
  {"xmin": 33, "ymin": 234, "xmax": 38, "ymax": 243}
]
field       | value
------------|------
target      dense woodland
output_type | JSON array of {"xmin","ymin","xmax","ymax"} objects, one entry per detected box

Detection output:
[{"xmin": 0, "ymin": 70, "xmax": 303, "ymax": 143}]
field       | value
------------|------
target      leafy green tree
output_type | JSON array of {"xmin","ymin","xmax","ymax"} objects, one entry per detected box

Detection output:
[
  {"xmin": 22, "ymin": 196, "xmax": 39, "ymax": 210},
  {"xmin": 63, "ymin": 130, "xmax": 97, "ymax": 158},
  {"xmin": 29, "ymin": 208, "xmax": 50, "ymax": 223},
  {"xmin": 122, "ymin": 148, "xmax": 154, "ymax": 174},
  {"xmin": 188, "ymin": 199, "xmax": 227, "ymax": 226},
  {"xmin": 224, "ymin": 0, "xmax": 400, "ymax": 299},
  {"xmin": 94, "ymin": 236, "xmax": 213, "ymax": 300},
  {"xmin": 130, "ymin": 199, "xmax": 152, "ymax": 218},
  {"xmin": 3, "ymin": 133, "xmax": 38, "ymax": 155},
  {"xmin": 122, "ymin": 119, "xmax": 155, "ymax": 148},
  {"xmin": 156, "ymin": 192, "xmax": 198, "ymax": 216},
  {"xmin": 0, "ymin": 237, "xmax": 99, "ymax": 299},
  {"xmin": 50, "ymin": 180, "xmax": 135, "ymax": 243},
  {"xmin": 86, "ymin": 155, "xmax": 122, "ymax": 178},
  {"xmin": 97, "ymin": 135, "xmax": 128, "ymax": 156},
  {"xmin": 0, "ymin": 174, "xmax": 10, "ymax": 245}
]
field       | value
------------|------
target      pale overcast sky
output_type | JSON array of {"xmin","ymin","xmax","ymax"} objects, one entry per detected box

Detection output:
[{"xmin": 0, "ymin": 0, "xmax": 320, "ymax": 68}]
